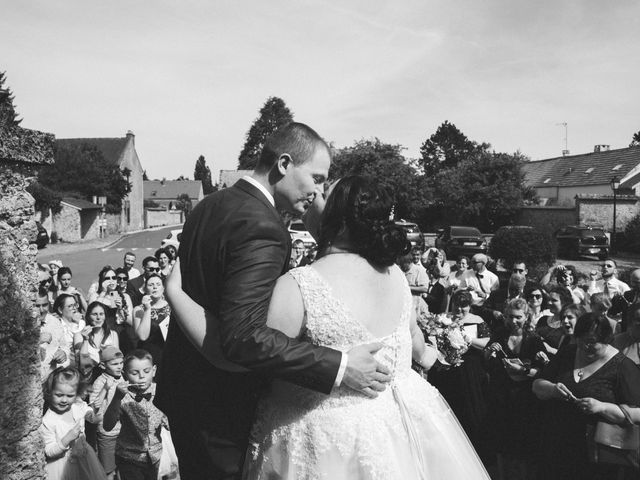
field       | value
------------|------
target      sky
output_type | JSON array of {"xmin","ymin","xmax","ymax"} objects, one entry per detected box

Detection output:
[{"xmin": 2, "ymin": 0, "xmax": 640, "ymax": 181}]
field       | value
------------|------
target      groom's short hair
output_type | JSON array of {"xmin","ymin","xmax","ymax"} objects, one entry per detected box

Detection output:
[{"xmin": 255, "ymin": 122, "xmax": 330, "ymax": 173}]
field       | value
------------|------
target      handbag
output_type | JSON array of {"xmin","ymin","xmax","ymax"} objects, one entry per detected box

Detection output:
[{"xmin": 588, "ymin": 404, "xmax": 640, "ymax": 470}]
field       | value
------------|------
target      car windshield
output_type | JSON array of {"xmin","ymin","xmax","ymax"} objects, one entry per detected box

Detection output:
[
  {"xmin": 580, "ymin": 229, "xmax": 605, "ymax": 237},
  {"xmin": 451, "ymin": 227, "xmax": 481, "ymax": 236},
  {"xmin": 290, "ymin": 222, "xmax": 307, "ymax": 231}
]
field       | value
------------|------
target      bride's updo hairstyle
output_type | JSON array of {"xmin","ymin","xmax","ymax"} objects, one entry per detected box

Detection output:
[{"xmin": 318, "ymin": 176, "xmax": 410, "ymax": 267}]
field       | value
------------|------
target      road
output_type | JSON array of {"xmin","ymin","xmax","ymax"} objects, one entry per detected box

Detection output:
[{"xmin": 37, "ymin": 225, "xmax": 180, "ymax": 293}]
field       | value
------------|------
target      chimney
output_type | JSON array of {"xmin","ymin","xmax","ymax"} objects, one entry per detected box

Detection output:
[
  {"xmin": 126, "ymin": 130, "xmax": 135, "ymax": 145},
  {"xmin": 594, "ymin": 144, "xmax": 610, "ymax": 152}
]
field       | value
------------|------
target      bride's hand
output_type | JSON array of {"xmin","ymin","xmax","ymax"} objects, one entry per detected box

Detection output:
[{"xmin": 165, "ymin": 258, "xmax": 183, "ymax": 303}]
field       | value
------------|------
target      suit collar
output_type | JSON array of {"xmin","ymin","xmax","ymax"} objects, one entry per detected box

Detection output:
[{"xmin": 235, "ymin": 178, "xmax": 277, "ymax": 212}]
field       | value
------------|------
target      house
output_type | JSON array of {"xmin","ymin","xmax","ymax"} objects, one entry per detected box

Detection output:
[
  {"xmin": 50, "ymin": 197, "xmax": 102, "ymax": 242},
  {"xmin": 219, "ymin": 170, "xmax": 252, "ymax": 188},
  {"xmin": 143, "ymin": 180, "xmax": 204, "ymax": 210},
  {"xmin": 55, "ymin": 131, "xmax": 145, "ymax": 232},
  {"xmin": 522, "ymin": 145, "xmax": 640, "ymax": 206}
]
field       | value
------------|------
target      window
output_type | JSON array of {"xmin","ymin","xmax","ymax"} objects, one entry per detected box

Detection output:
[
  {"xmin": 543, "ymin": 177, "xmax": 551, "ymax": 184},
  {"xmin": 585, "ymin": 168, "xmax": 594, "ymax": 174},
  {"xmin": 612, "ymin": 164, "xmax": 623, "ymax": 171}
]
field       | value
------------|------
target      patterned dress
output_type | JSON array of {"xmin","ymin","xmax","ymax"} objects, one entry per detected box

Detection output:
[{"xmin": 244, "ymin": 266, "xmax": 490, "ymax": 480}]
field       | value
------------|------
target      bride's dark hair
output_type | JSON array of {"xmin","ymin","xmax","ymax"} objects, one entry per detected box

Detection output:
[{"xmin": 317, "ymin": 176, "xmax": 410, "ymax": 267}]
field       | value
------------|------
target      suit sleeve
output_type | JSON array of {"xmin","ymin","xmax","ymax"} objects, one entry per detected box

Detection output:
[{"xmin": 215, "ymin": 219, "xmax": 342, "ymax": 394}]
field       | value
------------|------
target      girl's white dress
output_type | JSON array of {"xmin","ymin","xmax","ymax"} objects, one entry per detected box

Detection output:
[
  {"xmin": 244, "ymin": 266, "xmax": 491, "ymax": 480},
  {"xmin": 40, "ymin": 401, "xmax": 93, "ymax": 480}
]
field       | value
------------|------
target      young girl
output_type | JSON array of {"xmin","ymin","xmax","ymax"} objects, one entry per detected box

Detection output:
[{"xmin": 40, "ymin": 367, "xmax": 107, "ymax": 480}]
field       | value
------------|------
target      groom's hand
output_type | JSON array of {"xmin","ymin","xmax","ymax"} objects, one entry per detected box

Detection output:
[{"xmin": 342, "ymin": 342, "xmax": 392, "ymax": 398}]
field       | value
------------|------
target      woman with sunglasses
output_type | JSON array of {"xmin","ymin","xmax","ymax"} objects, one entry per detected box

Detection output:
[{"xmin": 524, "ymin": 284, "xmax": 551, "ymax": 330}]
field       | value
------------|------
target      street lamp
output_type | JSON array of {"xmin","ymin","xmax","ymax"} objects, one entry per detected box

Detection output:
[{"xmin": 610, "ymin": 176, "xmax": 620, "ymax": 254}]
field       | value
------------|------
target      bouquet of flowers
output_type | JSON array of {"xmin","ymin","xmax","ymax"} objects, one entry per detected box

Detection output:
[{"xmin": 417, "ymin": 312, "xmax": 471, "ymax": 367}]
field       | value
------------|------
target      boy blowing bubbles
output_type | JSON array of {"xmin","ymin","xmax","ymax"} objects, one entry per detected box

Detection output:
[
  {"xmin": 90, "ymin": 346, "xmax": 126, "ymax": 480},
  {"xmin": 103, "ymin": 349, "xmax": 167, "ymax": 480}
]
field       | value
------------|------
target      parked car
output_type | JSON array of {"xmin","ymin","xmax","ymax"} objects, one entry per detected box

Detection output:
[
  {"xmin": 555, "ymin": 224, "xmax": 609, "ymax": 260},
  {"xmin": 435, "ymin": 225, "xmax": 487, "ymax": 258},
  {"xmin": 161, "ymin": 229, "xmax": 182, "ymax": 249},
  {"xmin": 394, "ymin": 220, "xmax": 424, "ymax": 250},
  {"xmin": 288, "ymin": 220, "xmax": 316, "ymax": 248},
  {"xmin": 35, "ymin": 221, "xmax": 49, "ymax": 249}
]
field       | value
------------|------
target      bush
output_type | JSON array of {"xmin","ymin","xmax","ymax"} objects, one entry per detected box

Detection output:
[
  {"xmin": 488, "ymin": 226, "xmax": 556, "ymax": 280},
  {"xmin": 624, "ymin": 214, "xmax": 640, "ymax": 252}
]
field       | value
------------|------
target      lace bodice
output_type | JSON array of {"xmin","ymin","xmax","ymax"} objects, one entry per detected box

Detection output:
[
  {"xmin": 294, "ymin": 265, "xmax": 413, "ymax": 374},
  {"xmin": 247, "ymin": 266, "xmax": 490, "ymax": 480}
]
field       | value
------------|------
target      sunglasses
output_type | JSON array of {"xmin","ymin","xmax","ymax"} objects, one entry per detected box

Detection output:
[
  {"xmin": 117, "ymin": 276, "xmax": 128, "ymax": 281},
  {"xmin": 104, "ymin": 275, "xmax": 116, "ymax": 280},
  {"xmin": 512, "ymin": 268, "xmax": 525, "ymax": 273},
  {"xmin": 147, "ymin": 267, "xmax": 161, "ymax": 272},
  {"xmin": 529, "ymin": 294, "xmax": 543, "ymax": 299}
]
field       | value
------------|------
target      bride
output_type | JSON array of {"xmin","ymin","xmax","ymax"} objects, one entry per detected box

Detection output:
[{"xmin": 165, "ymin": 176, "xmax": 490, "ymax": 479}]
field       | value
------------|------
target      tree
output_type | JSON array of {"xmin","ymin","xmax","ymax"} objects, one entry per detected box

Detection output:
[
  {"xmin": 630, "ymin": 130, "xmax": 640, "ymax": 147},
  {"xmin": 237, "ymin": 96, "xmax": 294, "ymax": 170},
  {"xmin": 0, "ymin": 71, "xmax": 21, "ymax": 129},
  {"xmin": 194, "ymin": 155, "xmax": 215, "ymax": 194},
  {"xmin": 330, "ymin": 139, "xmax": 431, "ymax": 223},
  {"xmin": 419, "ymin": 120, "xmax": 489, "ymax": 177},
  {"xmin": 26, "ymin": 182, "xmax": 63, "ymax": 215},
  {"xmin": 175, "ymin": 193, "xmax": 192, "ymax": 217},
  {"xmin": 431, "ymin": 151, "xmax": 536, "ymax": 232},
  {"xmin": 38, "ymin": 142, "xmax": 132, "ymax": 213}
]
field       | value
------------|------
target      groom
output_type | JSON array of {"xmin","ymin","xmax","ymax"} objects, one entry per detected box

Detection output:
[{"xmin": 156, "ymin": 122, "xmax": 391, "ymax": 480}]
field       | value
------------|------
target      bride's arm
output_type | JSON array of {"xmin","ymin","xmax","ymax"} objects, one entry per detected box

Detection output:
[{"xmin": 410, "ymin": 310, "xmax": 437, "ymax": 370}]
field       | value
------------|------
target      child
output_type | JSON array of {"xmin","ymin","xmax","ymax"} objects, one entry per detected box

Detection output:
[
  {"xmin": 90, "ymin": 346, "xmax": 127, "ymax": 480},
  {"xmin": 104, "ymin": 349, "xmax": 166, "ymax": 480},
  {"xmin": 39, "ymin": 366, "xmax": 107, "ymax": 480}
]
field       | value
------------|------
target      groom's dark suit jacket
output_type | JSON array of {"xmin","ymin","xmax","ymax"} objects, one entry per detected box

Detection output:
[{"xmin": 156, "ymin": 179, "xmax": 341, "ymax": 441}]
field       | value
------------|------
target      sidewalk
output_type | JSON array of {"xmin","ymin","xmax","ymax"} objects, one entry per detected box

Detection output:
[{"xmin": 36, "ymin": 233, "xmax": 124, "ymax": 259}]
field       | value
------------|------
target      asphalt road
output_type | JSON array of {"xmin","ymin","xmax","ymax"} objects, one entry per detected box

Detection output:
[{"xmin": 37, "ymin": 225, "xmax": 180, "ymax": 293}]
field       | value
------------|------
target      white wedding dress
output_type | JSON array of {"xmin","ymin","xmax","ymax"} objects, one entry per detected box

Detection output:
[{"xmin": 244, "ymin": 266, "xmax": 491, "ymax": 480}]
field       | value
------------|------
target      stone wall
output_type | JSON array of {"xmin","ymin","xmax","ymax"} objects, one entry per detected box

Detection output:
[
  {"xmin": 145, "ymin": 208, "xmax": 183, "ymax": 228},
  {"xmin": 51, "ymin": 204, "xmax": 81, "ymax": 242},
  {"xmin": 0, "ymin": 163, "xmax": 47, "ymax": 480},
  {"xmin": 576, "ymin": 195, "xmax": 639, "ymax": 231},
  {"xmin": 517, "ymin": 205, "xmax": 578, "ymax": 234}
]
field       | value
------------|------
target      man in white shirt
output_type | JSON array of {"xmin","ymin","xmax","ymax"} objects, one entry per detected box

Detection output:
[
  {"xmin": 588, "ymin": 259, "xmax": 630, "ymax": 299},
  {"xmin": 460, "ymin": 253, "xmax": 499, "ymax": 306},
  {"xmin": 123, "ymin": 252, "xmax": 141, "ymax": 280}
]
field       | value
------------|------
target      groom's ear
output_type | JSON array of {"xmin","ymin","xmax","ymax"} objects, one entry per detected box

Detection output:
[{"xmin": 276, "ymin": 154, "xmax": 292, "ymax": 176}]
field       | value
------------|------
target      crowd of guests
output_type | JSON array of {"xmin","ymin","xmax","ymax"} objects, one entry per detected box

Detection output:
[
  {"xmin": 33, "ymin": 237, "xmax": 640, "ymax": 480},
  {"xmin": 36, "ymin": 247, "xmax": 178, "ymax": 480},
  {"xmin": 400, "ymin": 247, "xmax": 640, "ymax": 479}
]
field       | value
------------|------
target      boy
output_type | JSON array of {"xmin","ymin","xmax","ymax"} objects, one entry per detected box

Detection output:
[
  {"xmin": 103, "ymin": 349, "xmax": 165, "ymax": 480},
  {"xmin": 90, "ymin": 346, "xmax": 126, "ymax": 480}
]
